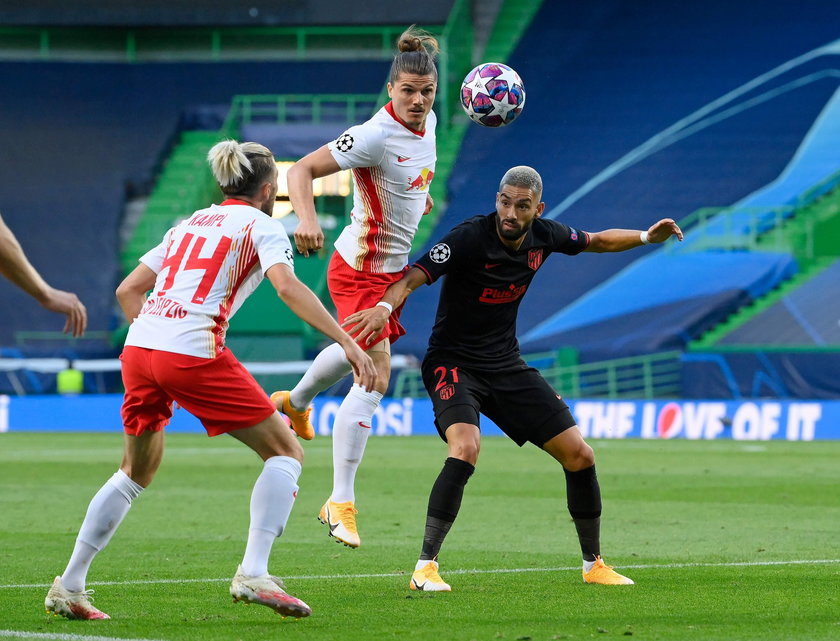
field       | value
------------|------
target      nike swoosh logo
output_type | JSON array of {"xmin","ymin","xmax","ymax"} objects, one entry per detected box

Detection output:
[
  {"xmin": 326, "ymin": 506, "xmax": 339, "ymax": 532},
  {"xmin": 358, "ymin": 422, "xmax": 371, "ymax": 429},
  {"xmin": 397, "ymin": 156, "xmax": 411, "ymax": 163},
  {"xmin": 484, "ymin": 263, "xmax": 500, "ymax": 269},
  {"xmin": 413, "ymin": 579, "xmax": 426, "ymax": 590}
]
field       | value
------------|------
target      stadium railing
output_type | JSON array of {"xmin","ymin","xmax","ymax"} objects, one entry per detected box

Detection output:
[
  {"xmin": 0, "ymin": 354, "xmax": 418, "ymax": 396},
  {"xmin": 0, "ymin": 25, "xmax": 422, "ymax": 63},
  {"xmin": 685, "ymin": 177, "xmax": 840, "ymax": 349},
  {"xmin": 393, "ymin": 350, "xmax": 683, "ymax": 400},
  {"xmin": 223, "ymin": 94, "xmax": 381, "ymax": 128},
  {"xmin": 666, "ymin": 169, "xmax": 840, "ymax": 264},
  {"xmin": 1, "ymin": 349, "xmax": 685, "ymax": 400}
]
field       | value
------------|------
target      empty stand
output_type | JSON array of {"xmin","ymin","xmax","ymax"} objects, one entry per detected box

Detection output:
[
  {"xmin": 398, "ymin": 0, "xmax": 840, "ymax": 361},
  {"xmin": 0, "ymin": 59, "xmax": 388, "ymax": 349},
  {"xmin": 717, "ymin": 259, "xmax": 840, "ymax": 347}
]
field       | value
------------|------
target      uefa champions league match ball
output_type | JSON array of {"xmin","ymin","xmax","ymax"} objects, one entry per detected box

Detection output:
[{"xmin": 460, "ymin": 62, "xmax": 526, "ymax": 127}]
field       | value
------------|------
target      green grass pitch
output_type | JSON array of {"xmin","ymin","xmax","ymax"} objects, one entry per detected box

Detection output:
[{"xmin": 1, "ymin": 433, "xmax": 838, "ymax": 640}]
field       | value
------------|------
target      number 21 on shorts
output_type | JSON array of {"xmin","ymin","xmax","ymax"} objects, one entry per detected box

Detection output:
[{"xmin": 434, "ymin": 366, "xmax": 459, "ymax": 400}]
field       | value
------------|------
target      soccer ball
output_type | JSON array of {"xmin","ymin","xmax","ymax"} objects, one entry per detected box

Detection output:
[{"xmin": 460, "ymin": 62, "xmax": 526, "ymax": 127}]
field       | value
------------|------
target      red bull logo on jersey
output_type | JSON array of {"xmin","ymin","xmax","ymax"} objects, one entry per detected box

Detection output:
[
  {"xmin": 479, "ymin": 283, "xmax": 528, "ymax": 304},
  {"xmin": 407, "ymin": 168, "xmax": 434, "ymax": 191}
]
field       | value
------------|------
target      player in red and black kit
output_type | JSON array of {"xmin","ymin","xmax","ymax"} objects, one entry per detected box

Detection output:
[{"xmin": 344, "ymin": 165, "xmax": 683, "ymax": 591}]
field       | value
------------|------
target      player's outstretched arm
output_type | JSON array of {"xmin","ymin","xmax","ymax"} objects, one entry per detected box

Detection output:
[
  {"xmin": 0, "ymin": 213, "xmax": 88, "ymax": 337},
  {"xmin": 585, "ymin": 218, "xmax": 683, "ymax": 253},
  {"xmin": 342, "ymin": 266, "xmax": 430, "ymax": 346},
  {"xmin": 266, "ymin": 263, "xmax": 376, "ymax": 390},
  {"xmin": 287, "ymin": 146, "xmax": 341, "ymax": 257}
]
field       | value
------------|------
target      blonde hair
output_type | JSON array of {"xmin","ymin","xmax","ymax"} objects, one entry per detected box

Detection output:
[
  {"xmin": 207, "ymin": 140, "xmax": 275, "ymax": 196},
  {"xmin": 389, "ymin": 25, "xmax": 439, "ymax": 84}
]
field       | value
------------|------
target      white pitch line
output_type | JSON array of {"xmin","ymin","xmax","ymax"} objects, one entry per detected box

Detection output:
[
  {"xmin": 0, "ymin": 631, "xmax": 167, "ymax": 641},
  {"xmin": 2, "ymin": 558, "xmax": 837, "ymax": 590}
]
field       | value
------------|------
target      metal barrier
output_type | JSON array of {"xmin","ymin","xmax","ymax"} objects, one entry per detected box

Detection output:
[
  {"xmin": 668, "ymin": 169, "xmax": 840, "ymax": 260},
  {"xmin": 0, "ymin": 354, "xmax": 418, "ymax": 396},
  {"xmin": 223, "ymin": 94, "xmax": 381, "ymax": 129},
  {"xmin": 0, "ymin": 25, "xmax": 426, "ymax": 63},
  {"xmin": 394, "ymin": 350, "xmax": 684, "ymax": 400}
]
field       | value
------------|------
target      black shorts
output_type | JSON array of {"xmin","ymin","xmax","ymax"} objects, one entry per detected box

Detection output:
[{"xmin": 421, "ymin": 355, "xmax": 577, "ymax": 447}]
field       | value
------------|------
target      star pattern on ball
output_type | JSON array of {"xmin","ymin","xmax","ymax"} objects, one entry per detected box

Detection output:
[
  {"xmin": 460, "ymin": 63, "xmax": 526, "ymax": 127},
  {"xmin": 464, "ymin": 75, "xmax": 518, "ymax": 121}
]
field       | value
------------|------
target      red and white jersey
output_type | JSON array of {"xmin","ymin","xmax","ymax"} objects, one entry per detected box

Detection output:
[
  {"xmin": 328, "ymin": 101, "xmax": 436, "ymax": 273},
  {"xmin": 125, "ymin": 200, "xmax": 295, "ymax": 358}
]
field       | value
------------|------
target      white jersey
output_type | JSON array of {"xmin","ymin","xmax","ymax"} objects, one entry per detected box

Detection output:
[
  {"xmin": 125, "ymin": 201, "xmax": 295, "ymax": 358},
  {"xmin": 329, "ymin": 102, "xmax": 436, "ymax": 273}
]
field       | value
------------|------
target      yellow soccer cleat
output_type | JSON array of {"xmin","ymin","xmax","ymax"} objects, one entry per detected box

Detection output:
[
  {"xmin": 582, "ymin": 556, "xmax": 635, "ymax": 585},
  {"xmin": 270, "ymin": 390, "xmax": 314, "ymax": 440},
  {"xmin": 410, "ymin": 560, "xmax": 451, "ymax": 592},
  {"xmin": 318, "ymin": 499, "xmax": 361, "ymax": 548}
]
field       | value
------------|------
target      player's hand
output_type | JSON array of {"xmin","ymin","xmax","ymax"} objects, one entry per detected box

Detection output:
[
  {"xmin": 40, "ymin": 287, "xmax": 87, "ymax": 337},
  {"xmin": 647, "ymin": 218, "xmax": 684, "ymax": 243},
  {"xmin": 423, "ymin": 194, "xmax": 434, "ymax": 216},
  {"xmin": 342, "ymin": 306, "xmax": 390, "ymax": 346},
  {"xmin": 341, "ymin": 340, "xmax": 377, "ymax": 391},
  {"xmin": 294, "ymin": 219, "xmax": 325, "ymax": 257}
]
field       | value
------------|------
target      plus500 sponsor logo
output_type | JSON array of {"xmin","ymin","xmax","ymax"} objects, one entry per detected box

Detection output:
[
  {"xmin": 572, "ymin": 401, "xmax": 823, "ymax": 441},
  {"xmin": 313, "ymin": 398, "xmax": 414, "ymax": 436}
]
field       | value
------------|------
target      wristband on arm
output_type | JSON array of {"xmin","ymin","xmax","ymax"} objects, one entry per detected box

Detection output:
[{"xmin": 376, "ymin": 301, "xmax": 394, "ymax": 314}]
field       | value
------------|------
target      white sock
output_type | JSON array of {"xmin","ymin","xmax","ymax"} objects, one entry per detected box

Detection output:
[
  {"xmin": 583, "ymin": 558, "xmax": 597, "ymax": 573},
  {"xmin": 415, "ymin": 559, "xmax": 436, "ymax": 571},
  {"xmin": 61, "ymin": 470, "xmax": 144, "ymax": 592},
  {"xmin": 330, "ymin": 384, "xmax": 383, "ymax": 503},
  {"xmin": 240, "ymin": 456, "xmax": 302, "ymax": 577},
  {"xmin": 289, "ymin": 342, "xmax": 352, "ymax": 409}
]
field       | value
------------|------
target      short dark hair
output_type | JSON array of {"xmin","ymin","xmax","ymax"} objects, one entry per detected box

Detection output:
[{"xmin": 499, "ymin": 166, "xmax": 543, "ymax": 198}]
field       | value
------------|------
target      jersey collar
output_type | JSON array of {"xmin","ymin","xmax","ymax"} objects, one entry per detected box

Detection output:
[{"xmin": 385, "ymin": 101, "xmax": 426, "ymax": 137}]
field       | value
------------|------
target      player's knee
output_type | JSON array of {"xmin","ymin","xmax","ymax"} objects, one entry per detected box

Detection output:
[
  {"xmin": 564, "ymin": 443, "xmax": 595, "ymax": 471},
  {"xmin": 373, "ymin": 371, "xmax": 391, "ymax": 393},
  {"xmin": 280, "ymin": 439, "xmax": 304, "ymax": 463},
  {"xmin": 262, "ymin": 433, "xmax": 304, "ymax": 462},
  {"xmin": 448, "ymin": 440, "xmax": 480, "ymax": 465},
  {"xmin": 121, "ymin": 465, "xmax": 156, "ymax": 488}
]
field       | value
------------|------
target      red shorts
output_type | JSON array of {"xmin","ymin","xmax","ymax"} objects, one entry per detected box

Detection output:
[
  {"xmin": 120, "ymin": 346, "xmax": 276, "ymax": 437},
  {"xmin": 327, "ymin": 252, "xmax": 410, "ymax": 351}
]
